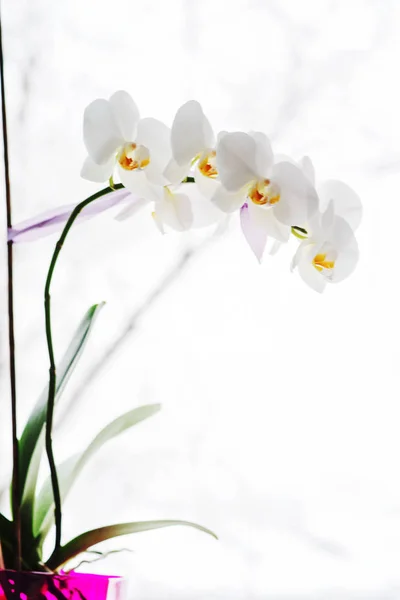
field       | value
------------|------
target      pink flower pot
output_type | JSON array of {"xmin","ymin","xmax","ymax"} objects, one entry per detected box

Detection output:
[{"xmin": 0, "ymin": 570, "xmax": 127, "ymax": 600}]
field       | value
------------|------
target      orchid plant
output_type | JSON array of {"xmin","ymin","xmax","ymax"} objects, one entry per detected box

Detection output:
[{"xmin": 0, "ymin": 62, "xmax": 362, "ymax": 580}]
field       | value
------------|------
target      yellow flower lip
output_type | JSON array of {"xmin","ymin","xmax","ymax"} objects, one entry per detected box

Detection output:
[
  {"xmin": 248, "ymin": 179, "xmax": 280, "ymax": 206},
  {"xmin": 198, "ymin": 151, "xmax": 218, "ymax": 178},
  {"xmin": 118, "ymin": 143, "xmax": 150, "ymax": 171},
  {"xmin": 313, "ymin": 253, "xmax": 335, "ymax": 272}
]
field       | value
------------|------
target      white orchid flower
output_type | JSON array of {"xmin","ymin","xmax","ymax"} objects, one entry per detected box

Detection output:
[
  {"xmin": 291, "ymin": 200, "xmax": 359, "ymax": 293},
  {"xmin": 152, "ymin": 181, "xmax": 224, "ymax": 233},
  {"xmin": 81, "ymin": 91, "xmax": 171, "ymax": 199},
  {"xmin": 212, "ymin": 132, "xmax": 318, "ymax": 261},
  {"xmin": 299, "ymin": 156, "xmax": 362, "ymax": 232},
  {"xmin": 164, "ymin": 100, "xmax": 216, "ymax": 184},
  {"xmin": 166, "ymin": 101, "xmax": 253, "ymax": 208}
]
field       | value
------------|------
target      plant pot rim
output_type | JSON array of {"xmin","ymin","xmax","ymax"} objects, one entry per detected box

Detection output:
[{"xmin": 0, "ymin": 569, "xmax": 124, "ymax": 580}]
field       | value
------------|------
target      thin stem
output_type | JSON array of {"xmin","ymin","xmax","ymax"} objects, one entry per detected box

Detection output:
[
  {"xmin": 44, "ymin": 183, "xmax": 118, "ymax": 554},
  {"xmin": 0, "ymin": 4, "xmax": 21, "ymax": 570}
]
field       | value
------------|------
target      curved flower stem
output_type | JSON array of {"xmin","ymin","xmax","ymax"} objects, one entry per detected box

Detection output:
[
  {"xmin": 0, "ymin": 4, "xmax": 21, "ymax": 570},
  {"xmin": 44, "ymin": 183, "xmax": 123, "ymax": 554}
]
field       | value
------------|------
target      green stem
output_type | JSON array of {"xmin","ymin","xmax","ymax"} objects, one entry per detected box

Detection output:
[{"xmin": 44, "ymin": 183, "xmax": 122, "ymax": 554}]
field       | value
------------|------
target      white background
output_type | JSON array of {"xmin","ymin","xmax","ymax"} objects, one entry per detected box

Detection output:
[{"xmin": 1, "ymin": 0, "xmax": 400, "ymax": 598}]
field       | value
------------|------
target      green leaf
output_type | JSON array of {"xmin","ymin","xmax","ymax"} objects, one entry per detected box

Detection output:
[
  {"xmin": 0, "ymin": 512, "xmax": 12, "ymax": 542},
  {"xmin": 47, "ymin": 520, "xmax": 218, "ymax": 570},
  {"xmin": 0, "ymin": 513, "xmax": 14, "ymax": 568},
  {"xmin": 34, "ymin": 403, "xmax": 161, "ymax": 540},
  {"xmin": 18, "ymin": 303, "xmax": 105, "ymax": 533}
]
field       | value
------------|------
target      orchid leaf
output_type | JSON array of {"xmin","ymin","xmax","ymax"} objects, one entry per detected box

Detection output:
[
  {"xmin": 34, "ymin": 403, "xmax": 161, "ymax": 540},
  {"xmin": 0, "ymin": 512, "xmax": 12, "ymax": 543},
  {"xmin": 0, "ymin": 513, "xmax": 14, "ymax": 569},
  {"xmin": 18, "ymin": 303, "xmax": 105, "ymax": 534},
  {"xmin": 47, "ymin": 520, "xmax": 218, "ymax": 570}
]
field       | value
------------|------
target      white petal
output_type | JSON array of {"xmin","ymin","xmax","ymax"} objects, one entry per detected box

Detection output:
[
  {"xmin": 269, "ymin": 240, "xmax": 282, "ymax": 256},
  {"xmin": 157, "ymin": 190, "xmax": 193, "ymax": 231},
  {"xmin": 330, "ymin": 215, "xmax": 356, "ymax": 250},
  {"xmin": 249, "ymin": 131, "xmax": 274, "ymax": 176},
  {"xmin": 164, "ymin": 158, "xmax": 191, "ymax": 185},
  {"xmin": 297, "ymin": 246, "xmax": 327, "ymax": 293},
  {"xmin": 109, "ymin": 90, "xmax": 140, "ymax": 141},
  {"xmin": 248, "ymin": 201, "xmax": 291, "ymax": 243},
  {"xmin": 274, "ymin": 153, "xmax": 295, "ymax": 165},
  {"xmin": 171, "ymin": 100, "xmax": 215, "ymax": 166},
  {"xmin": 216, "ymin": 132, "xmax": 261, "ymax": 191},
  {"xmin": 181, "ymin": 182, "xmax": 224, "ymax": 228},
  {"xmin": 80, "ymin": 155, "xmax": 115, "ymax": 183},
  {"xmin": 137, "ymin": 118, "xmax": 171, "ymax": 185},
  {"xmin": 290, "ymin": 243, "xmax": 303, "ymax": 272},
  {"xmin": 240, "ymin": 203, "xmax": 268, "ymax": 263},
  {"xmin": 118, "ymin": 167, "xmax": 162, "ymax": 203},
  {"xmin": 272, "ymin": 161, "xmax": 318, "ymax": 226},
  {"xmin": 83, "ymin": 98, "xmax": 124, "ymax": 164},
  {"xmin": 151, "ymin": 210, "xmax": 166, "ymax": 234},
  {"xmin": 328, "ymin": 216, "xmax": 359, "ymax": 283},
  {"xmin": 321, "ymin": 199, "xmax": 335, "ymax": 233},
  {"xmin": 212, "ymin": 184, "xmax": 246, "ymax": 214},
  {"xmin": 332, "ymin": 235, "xmax": 359, "ymax": 283},
  {"xmin": 193, "ymin": 163, "xmax": 246, "ymax": 212},
  {"xmin": 300, "ymin": 156, "xmax": 315, "ymax": 185},
  {"xmin": 216, "ymin": 130, "xmax": 228, "ymax": 143},
  {"xmin": 318, "ymin": 179, "xmax": 362, "ymax": 231},
  {"xmin": 136, "ymin": 117, "xmax": 171, "ymax": 155},
  {"xmin": 194, "ymin": 164, "xmax": 220, "ymax": 200}
]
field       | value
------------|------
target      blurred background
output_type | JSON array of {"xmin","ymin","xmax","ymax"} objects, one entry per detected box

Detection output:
[{"xmin": 0, "ymin": 0, "xmax": 399, "ymax": 598}]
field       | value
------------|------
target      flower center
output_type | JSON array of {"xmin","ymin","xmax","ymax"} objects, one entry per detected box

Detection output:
[
  {"xmin": 118, "ymin": 143, "xmax": 150, "ymax": 171},
  {"xmin": 312, "ymin": 253, "xmax": 335, "ymax": 273},
  {"xmin": 248, "ymin": 179, "xmax": 280, "ymax": 206},
  {"xmin": 198, "ymin": 151, "xmax": 218, "ymax": 178}
]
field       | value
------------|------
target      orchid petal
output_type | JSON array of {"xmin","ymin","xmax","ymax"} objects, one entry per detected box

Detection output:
[
  {"xmin": 151, "ymin": 210, "xmax": 166, "ymax": 234},
  {"xmin": 164, "ymin": 158, "xmax": 191, "ymax": 185},
  {"xmin": 136, "ymin": 118, "xmax": 171, "ymax": 185},
  {"xmin": 272, "ymin": 161, "xmax": 318, "ymax": 226},
  {"xmin": 118, "ymin": 167, "xmax": 162, "ymax": 203},
  {"xmin": 109, "ymin": 90, "xmax": 140, "ymax": 141},
  {"xmin": 300, "ymin": 156, "xmax": 315, "ymax": 185},
  {"xmin": 297, "ymin": 246, "xmax": 327, "ymax": 293},
  {"xmin": 83, "ymin": 99, "xmax": 124, "ymax": 165},
  {"xmin": 193, "ymin": 164, "xmax": 245, "ymax": 213},
  {"xmin": 269, "ymin": 240, "xmax": 282, "ymax": 256},
  {"xmin": 157, "ymin": 190, "xmax": 193, "ymax": 231},
  {"xmin": 274, "ymin": 153, "xmax": 295, "ymax": 165},
  {"xmin": 290, "ymin": 243, "xmax": 302, "ymax": 272},
  {"xmin": 318, "ymin": 179, "xmax": 362, "ymax": 231},
  {"xmin": 171, "ymin": 100, "xmax": 215, "ymax": 166},
  {"xmin": 248, "ymin": 201, "xmax": 291, "ymax": 243},
  {"xmin": 181, "ymin": 182, "xmax": 224, "ymax": 228},
  {"xmin": 331, "ymin": 233, "xmax": 359, "ymax": 283},
  {"xmin": 217, "ymin": 132, "xmax": 260, "ymax": 192},
  {"xmin": 330, "ymin": 214, "xmax": 357, "ymax": 250},
  {"xmin": 194, "ymin": 165, "xmax": 219, "ymax": 200},
  {"xmin": 249, "ymin": 131, "xmax": 274, "ymax": 176},
  {"xmin": 81, "ymin": 155, "xmax": 115, "ymax": 183},
  {"xmin": 240, "ymin": 203, "xmax": 268, "ymax": 263},
  {"xmin": 212, "ymin": 185, "xmax": 245, "ymax": 214},
  {"xmin": 321, "ymin": 199, "xmax": 335, "ymax": 233}
]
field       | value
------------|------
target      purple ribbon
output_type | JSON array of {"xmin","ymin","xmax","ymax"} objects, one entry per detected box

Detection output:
[{"xmin": 8, "ymin": 187, "xmax": 141, "ymax": 243}]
